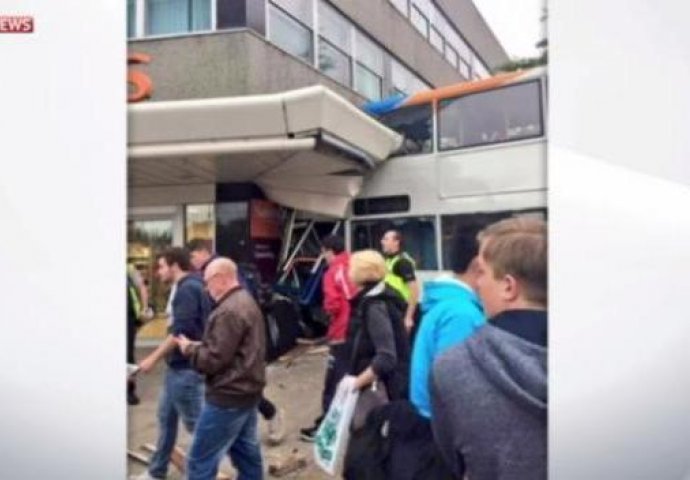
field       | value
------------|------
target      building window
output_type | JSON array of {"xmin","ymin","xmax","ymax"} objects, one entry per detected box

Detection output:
[
  {"xmin": 145, "ymin": 0, "xmax": 211, "ymax": 36},
  {"xmin": 317, "ymin": 1, "xmax": 353, "ymax": 86},
  {"xmin": 272, "ymin": 0, "xmax": 313, "ymax": 27},
  {"xmin": 319, "ymin": 40, "xmax": 351, "ymax": 86},
  {"xmin": 441, "ymin": 209, "xmax": 546, "ymax": 270},
  {"xmin": 351, "ymin": 216, "xmax": 438, "ymax": 270},
  {"xmin": 389, "ymin": 0, "xmax": 408, "ymax": 16},
  {"xmin": 391, "ymin": 59, "xmax": 430, "ymax": 95},
  {"xmin": 410, "ymin": 5, "xmax": 429, "ymax": 38},
  {"xmin": 444, "ymin": 44, "xmax": 459, "ymax": 68},
  {"xmin": 459, "ymin": 58, "xmax": 470, "ymax": 79},
  {"xmin": 429, "ymin": 26, "xmax": 444, "ymax": 54},
  {"xmin": 318, "ymin": 1, "xmax": 352, "ymax": 53},
  {"xmin": 379, "ymin": 103, "xmax": 433, "ymax": 154},
  {"xmin": 216, "ymin": 202, "xmax": 250, "ymax": 264},
  {"xmin": 473, "ymin": 58, "xmax": 491, "ymax": 78},
  {"xmin": 268, "ymin": 3, "xmax": 314, "ymax": 63},
  {"xmin": 185, "ymin": 204, "xmax": 215, "ymax": 246},
  {"xmin": 127, "ymin": 219, "xmax": 174, "ymax": 314},
  {"xmin": 438, "ymin": 80, "xmax": 544, "ymax": 150},
  {"xmin": 127, "ymin": 0, "xmax": 136, "ymax": 38},
  {"xmin": 355, "ymin": 32, "xmax": 384, "ymax": 100},
  {"xmin": 355, "ymin": 64, "xmax": 382, "ymax": 100},
  {"xmin": 263, "ymin": 0, "xmax": 431, "ymax": 102}
]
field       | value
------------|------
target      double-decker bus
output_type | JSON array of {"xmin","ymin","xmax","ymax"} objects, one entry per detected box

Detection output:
[{"xmin": 347, "ymin": 67, "xmax": 547, "ymax": 278}]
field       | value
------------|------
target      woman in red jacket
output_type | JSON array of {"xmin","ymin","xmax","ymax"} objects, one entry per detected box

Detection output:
[{"xmin": 300, "ymin": 235, "xmax": 357, "ymax": 441}]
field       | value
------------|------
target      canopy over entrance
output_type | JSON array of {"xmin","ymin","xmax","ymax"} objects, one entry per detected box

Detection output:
[{"xmin": 128, "ymin": 86, "xmax": 402, "ymax": 217}]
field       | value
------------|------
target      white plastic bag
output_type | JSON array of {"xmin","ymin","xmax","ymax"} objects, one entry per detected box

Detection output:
[{"xmin": 314, "ymin": 375, "xmax": 360, "ymax": 476}]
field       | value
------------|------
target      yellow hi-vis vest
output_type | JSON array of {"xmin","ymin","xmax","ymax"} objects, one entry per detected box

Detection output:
[
  {"xmin": 384, "ymin": 252, "xmax": 415, "ymax": 301},
  {"xmin": 127, "ymin": 268, "xmax": 142, "ymax": 320}
]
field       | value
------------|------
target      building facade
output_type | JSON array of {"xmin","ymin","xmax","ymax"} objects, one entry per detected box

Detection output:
[{"xmin": 126, "ymin": 0, "xmax": 508, "ymax": 332}]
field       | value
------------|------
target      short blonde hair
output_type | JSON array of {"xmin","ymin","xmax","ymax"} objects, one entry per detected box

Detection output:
[{"xmin": 349, "ymin": 250, "xmax": 387, "ymax": 286}]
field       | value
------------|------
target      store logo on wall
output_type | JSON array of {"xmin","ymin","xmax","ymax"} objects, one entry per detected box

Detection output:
[
  {"xmin": 128, "ymin": 52, "xmax": 153, "ymax": 103},
  {"xmin": 0, "ymin": 15, "xmax": 34, "ymax": 33}
]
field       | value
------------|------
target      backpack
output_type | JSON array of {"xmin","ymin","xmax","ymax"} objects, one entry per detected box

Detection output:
[{"xmin": 355, "ymin": 286, "xmax": 410, "ymax": 401}]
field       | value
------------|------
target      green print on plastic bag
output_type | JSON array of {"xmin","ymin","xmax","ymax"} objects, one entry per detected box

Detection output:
[{"xmin": 316, "ymin": 408, "xmax": 342, "ymax": 461}]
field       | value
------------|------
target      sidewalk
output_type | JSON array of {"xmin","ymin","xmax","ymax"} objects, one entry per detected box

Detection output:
[{"xmin": 127, "ymin": 346, "xmax": 331, "ymax": 479}]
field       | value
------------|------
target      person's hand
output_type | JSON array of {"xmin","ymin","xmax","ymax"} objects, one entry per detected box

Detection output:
[
  {"xmin": 141, "ymin": 307, "xmax": 154, "ymax": 322},
  {"xmin": 339, "ymin": 375, "xmax": 358, "ymax": 392},
  {"xmin": 404, "ymin": 315, "xmax": 415, "ymax": 334},
  {"xmin": 175, "ymin": 334, "xmax": 193, "ymax": 356},
  {"xmin": 138, "ymin": 356, "xmax": 156, "ymax": 374}
]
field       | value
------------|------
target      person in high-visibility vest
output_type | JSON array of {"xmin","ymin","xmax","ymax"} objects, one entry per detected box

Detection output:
[
  {"xmin": 380, "ymin": 229, "xmax": 421, "ymax": 336},
  {"xmin": 127, "ymin": 263, "xmax": 150, "ymax": 406}
]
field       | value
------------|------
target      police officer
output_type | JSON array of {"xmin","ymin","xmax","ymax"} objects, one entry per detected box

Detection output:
[{"xmin": 380, "ymin": 229, "xmax": 420, "ymax": 338}]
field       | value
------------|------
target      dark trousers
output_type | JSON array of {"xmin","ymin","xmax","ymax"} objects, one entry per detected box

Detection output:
[
  {"xmin": 127, "ymin": 317, "xmax": 138, "ymax": 397},
  {"xmin": 322, "ymin": 343, "xmax": 350, "ymax": 414},
  {"xmin": 388, "ymin": 403, "xmax": 455, "ymax": 480},
  {"xmin": 127, "ymin": 317, "xmax": 138, "ymax": 364},
  {"xmin": 344, "ymin": 400, "xmax": 455, "ymax": 480},
  {"xmin": 408, "ymin": 305, "xmax": 422, "ymax": 347},
  {"xmin": 258, "ymin": 395, "xmax": 276, "ymax": 420}
]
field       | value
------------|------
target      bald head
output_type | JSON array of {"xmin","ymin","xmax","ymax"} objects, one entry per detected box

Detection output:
[{"xmin": 204, "ymin": 257, "xmax": 239, "ymax": 301}]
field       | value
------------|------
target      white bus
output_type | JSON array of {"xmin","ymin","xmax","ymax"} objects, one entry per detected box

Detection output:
[{"xmin": 347, "ymin": 67, "xmax": 547, "ymax": 277}]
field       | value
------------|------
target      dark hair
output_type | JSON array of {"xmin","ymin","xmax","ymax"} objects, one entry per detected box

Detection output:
[
  {"xmin": 322, "ymin": 235, "xmax": 345, "ymax": 254},
  {"xmin": 386, "ymin": 229, "xmax": 402, "ymax": 242},
  {"xmin": 186, "ymin": 237, "xmax": 213, "ymax": 253},
  {"xmin": 449, "ymin": 227, "xmax": 481, "ymax": 274},
  {"xmin": 159, "ymin": 247, "xmax": 192, "ymax": 272}
]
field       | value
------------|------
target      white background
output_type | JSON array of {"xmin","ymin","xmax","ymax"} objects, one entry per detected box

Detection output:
[
  {"xmin": 550, "ymin": 0, "xmax": 690, "ymax": 477},
  {"xmin": 0, "ymin": 0, "xmax": 126, "ymax": 478}
]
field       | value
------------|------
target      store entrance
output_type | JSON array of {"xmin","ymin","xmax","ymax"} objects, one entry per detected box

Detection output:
[{"xmin": 127, "ymin": 217, "xmax": 174, "ymax": 343}]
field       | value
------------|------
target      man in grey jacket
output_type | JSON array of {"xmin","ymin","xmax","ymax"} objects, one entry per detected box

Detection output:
[{"xmin": 430, "ymin": 217, "xmax": 547, "ymax": 480}]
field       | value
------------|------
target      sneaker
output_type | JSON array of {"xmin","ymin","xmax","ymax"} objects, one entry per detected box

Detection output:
[
  {"xmin": 299, "ymin": 424, "xmax": 318, "ymax": 442},
  {"xmin": 299, "ymin": 415, "xmax": 323, "ymax": 443},
  {"xmin": 128, "ymin": 471, "xmax": 162, "ymax": 480},
  {"xmin": 267, "ymin": 408, "xmax": 286, "ymax": 445},
  {"xmin": 127, "ymin": 392, "xmax": 140, "ymax": 406}
]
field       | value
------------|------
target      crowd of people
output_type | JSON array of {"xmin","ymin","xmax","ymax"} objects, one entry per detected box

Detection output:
[{"xmin": 126, "ymin": 216, "xmax": 547, "ymax": 480}]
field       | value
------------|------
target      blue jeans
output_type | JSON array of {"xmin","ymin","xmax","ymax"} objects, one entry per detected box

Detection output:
[
  {"xmin": 148, "ymin": 368, "xmax": 204, "ymax": 479},
  {"xmin": 187, "ymin": 402, "xmax": 263, "ymax": 480}
]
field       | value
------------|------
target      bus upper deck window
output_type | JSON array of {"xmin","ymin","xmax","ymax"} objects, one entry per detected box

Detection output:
[{"xmin": 379, "ymin": 104, "xmax": 433, "ymax": 155}]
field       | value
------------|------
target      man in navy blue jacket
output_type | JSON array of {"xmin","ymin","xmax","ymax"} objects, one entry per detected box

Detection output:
[{"xmin": 132, "ymin": 247, "xmax": 211, "ymax": 480}]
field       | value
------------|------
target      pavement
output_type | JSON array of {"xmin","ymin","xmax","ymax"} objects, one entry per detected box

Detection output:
[{"xmin": 127, "ymin": 346, "xmax": 333, "ymax": 479}]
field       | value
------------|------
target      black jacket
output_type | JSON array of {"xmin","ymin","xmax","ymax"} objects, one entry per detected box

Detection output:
[{"xmin": 347, "ymin": 281, "xmax": 410, "ymax": 400}]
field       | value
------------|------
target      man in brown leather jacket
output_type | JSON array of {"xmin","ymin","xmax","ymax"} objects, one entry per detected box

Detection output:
[{"xmin": 177, "ymin": 257, "xmax": 266, "ymax": 480}]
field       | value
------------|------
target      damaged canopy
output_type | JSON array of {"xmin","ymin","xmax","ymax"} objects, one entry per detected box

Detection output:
[{"xmin": 128, "ymin": 86, "xmax": 403, "ymax": 217}]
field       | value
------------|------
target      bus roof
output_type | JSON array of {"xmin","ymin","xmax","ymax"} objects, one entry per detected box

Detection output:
[{"xmin": 364, "ymin": 66, "xmax": 546, "ymax": 116}]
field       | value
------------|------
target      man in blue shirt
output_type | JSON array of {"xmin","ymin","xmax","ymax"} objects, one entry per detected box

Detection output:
[
  {"xmin": 386, "ymin": 228, "xmax": 485, "ymax": 479},
  {"xmin": 131, "ymin": 247, "xmax": 211, "ymax": 480},
  {"xmin": 410, "ymin": 229, "xmax": 485, "ymax": 418}
]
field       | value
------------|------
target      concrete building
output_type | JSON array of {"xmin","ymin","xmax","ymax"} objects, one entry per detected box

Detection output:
[{"xmin": 126, "ymin": 0, "xmax": 508, "ymax": 331}]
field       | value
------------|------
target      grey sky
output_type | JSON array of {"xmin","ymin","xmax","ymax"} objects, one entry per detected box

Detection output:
[{"xmin": 472, "ymin": 0, "xmax": 545, "ymax": 59}]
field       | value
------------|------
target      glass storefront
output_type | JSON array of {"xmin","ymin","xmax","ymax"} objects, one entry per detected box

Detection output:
[
  {"xmin": 127, "ymin": 218, "xmax": 174, "ymax": 316},
  {"xmin": 185, "ymin": 204, "xmax": 215, "ymax": 247}
]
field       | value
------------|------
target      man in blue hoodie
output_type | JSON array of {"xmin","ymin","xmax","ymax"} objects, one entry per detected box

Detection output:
[
  {"xmin": 131, "ymin": 247, "xmax": 211, "ymax": 480},
  {"xmin": 383, "ymin": 229, "xmax": 485, "ymax": 479},
  {"xmin": 409, "ymin": 229, "xmax": 485, "ymax": 419}
]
